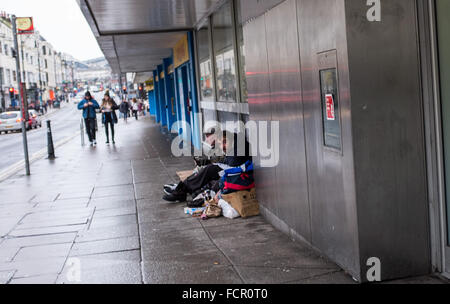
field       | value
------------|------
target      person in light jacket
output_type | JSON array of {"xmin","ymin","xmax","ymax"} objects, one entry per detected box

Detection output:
[{"xmin": 101, "ymin": 91, "xmax": 119, "ymax": 144}]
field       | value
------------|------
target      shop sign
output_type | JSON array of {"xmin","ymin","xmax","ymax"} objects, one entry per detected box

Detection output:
[
  {"xmin": 173, "ymin": 35, "xmax": 189, "ymax": 68},
  {"xmin": 16, "ymin": 17, "xmax": 34, "ymax": 34}
]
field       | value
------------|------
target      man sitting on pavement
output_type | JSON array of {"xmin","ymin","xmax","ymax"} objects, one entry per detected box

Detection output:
[{"xmin": 163, "ymin": 131, "xmax": 252, "ymax": 203}]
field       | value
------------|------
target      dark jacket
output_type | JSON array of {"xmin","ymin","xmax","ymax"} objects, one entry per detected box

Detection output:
[
  {"xmin": 101, "ymin": 99, "xmax": 119, "ymax": 124},
  {"xmin": 78, "ymin": 99, "xmax": 100, "ymax": 119},
  {"xmin": 119, "ymin": 101, "xmax": 130, "ymax": 113},
  {"xmin": 223, "ymin": 133, "xmax": 252, "ymax": 167}
]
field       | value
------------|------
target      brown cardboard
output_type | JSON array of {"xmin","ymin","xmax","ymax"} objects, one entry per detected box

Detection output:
[{"xmin": 222, "ymin": 189, "xmax": 259, "ymax": 218}]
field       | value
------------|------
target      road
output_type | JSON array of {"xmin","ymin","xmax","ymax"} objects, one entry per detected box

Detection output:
[
  {"xmin": 0, "ymin": 92, "xmax": 115, "ymax": 173},
  {"xmin": 0, "ymin": 103, "xmax": 81, "ymax": 172}
]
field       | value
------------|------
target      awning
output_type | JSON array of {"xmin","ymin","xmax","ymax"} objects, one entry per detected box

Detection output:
[{"xmin": 78, "ymin": 0, "xmax": 222, "ymax": 74}]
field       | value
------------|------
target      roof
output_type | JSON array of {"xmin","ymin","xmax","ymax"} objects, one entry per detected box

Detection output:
[{"xmin": 78, "ymin": 0, "xmax": 222, "ymax": 74}]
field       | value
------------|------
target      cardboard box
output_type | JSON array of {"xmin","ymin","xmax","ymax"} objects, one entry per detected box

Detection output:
[
  {"xmin": 177, "ymin": 170, "xmax": 194, "ymax": 182},
  {"xmin": 222, "ymin": 189, "xmax": 259, "ymax": 219}
]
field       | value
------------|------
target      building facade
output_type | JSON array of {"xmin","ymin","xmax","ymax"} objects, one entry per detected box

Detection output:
[
  {"xmin": 80, "ymin": 0, "xmax": 450, "ymax": 282},
  {"xmin": 0, "ymin": 13, "xmax": 78, "ymax": 111}
]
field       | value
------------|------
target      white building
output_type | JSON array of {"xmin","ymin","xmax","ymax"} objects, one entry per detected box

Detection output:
[{"xmin": 0, "ymin": 13, "xmax": 79, "ymax": 110}]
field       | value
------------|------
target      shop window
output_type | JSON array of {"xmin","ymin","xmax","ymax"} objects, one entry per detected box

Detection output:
[
  {"xmin": 212, "ymin": 1, "xmax": 237, "ymax": 102},
  {"xmin": 197, "ymin": 22, "xmax": 214, "ymax": 102},
  {"xmin": 235, "ymin": 0, "xmax": 247, "ymax": 103}
]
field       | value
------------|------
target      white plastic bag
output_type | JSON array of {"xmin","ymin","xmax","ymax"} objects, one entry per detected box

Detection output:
[{"xmin": 219, "ymin": 199, "xmax": 240, "ymax": 219}]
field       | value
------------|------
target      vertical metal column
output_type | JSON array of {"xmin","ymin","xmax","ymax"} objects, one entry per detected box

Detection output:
[{"xmin": 12, "ymin": 15, "xmax": 30, "ymax": 176}]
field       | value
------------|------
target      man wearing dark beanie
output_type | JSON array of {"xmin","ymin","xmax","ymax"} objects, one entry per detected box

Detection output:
[{"xmin": 77, "ymin": 91, "xmax": 100, "ymax": 146}]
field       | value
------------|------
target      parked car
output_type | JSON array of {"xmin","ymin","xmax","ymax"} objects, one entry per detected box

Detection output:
[
  {"xmin": 26, "ymin": 111, "xmax": 39, "ymax": 130},
  {"xmin": 29, "ymin": 110, "xmax": 42, "ymax": 128},
  {"xmin": 0, "ymin": 111, "xmax": 25, "ymax": 133}
]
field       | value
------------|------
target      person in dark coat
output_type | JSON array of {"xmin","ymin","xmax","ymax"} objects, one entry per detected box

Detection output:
[
  {"xmin": 101, "ymin": 91, "xmax": 119, "ymax": 144},
  {"xmin": 119, "ymin": 98, "xmax": 130, "ymax": 123},
  {"xmin": 163, "ymin": 131, "xmax": 252, "ymax": 202}
]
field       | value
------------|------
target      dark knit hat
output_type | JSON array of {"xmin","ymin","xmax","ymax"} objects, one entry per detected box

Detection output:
[{"xmin": 85, "ymin": 91, "xmax": 92, "ymax": 98}]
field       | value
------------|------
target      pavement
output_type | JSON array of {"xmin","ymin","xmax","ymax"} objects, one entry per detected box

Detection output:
[{"xmin": 0, "ymin": 114, "xmax": 447, "ymax": 284}]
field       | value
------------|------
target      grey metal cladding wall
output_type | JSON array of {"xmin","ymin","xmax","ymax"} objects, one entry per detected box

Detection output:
[
  {"xmin": 239, "ymin": 0, "xmax": 286, "ymax": 24},
  {"xmin": 297, "ymin": 0, "xmax": 360, "ymax": 278},
  {"xmin": 265, "ymin": 0, "xmax": 311, "ymax": 238},
  {"xmin": 345, "ymin": 0, "xmax": 430, "ymax": 280},
  {"xmin": 244, "ymin": 14, "xmax": 278, "ymax": 216}
]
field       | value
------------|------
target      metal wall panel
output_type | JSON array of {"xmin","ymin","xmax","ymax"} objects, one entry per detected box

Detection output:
[
  {"xmin": 265, "ymin": 0, "xmax": 311, "ymax": 238},
  {"xmin": 297, "ymin": 0, "xmax": 360, "ymax": 278},
  {"xmin": 244, "ymin": 14, "xmax": 277, "ymax": 218},
  {"xmin": 239, "ymin": 0, "xmax": 286, "ymax": 24},
  {"xmin": 345, "ymin": 0, "xmax": 430, "ymax": 281}
]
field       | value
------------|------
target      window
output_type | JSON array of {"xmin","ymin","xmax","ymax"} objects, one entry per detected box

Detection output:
[
  {"xmin": 6, "ymin": 69, "xmax": 11, "ymax": 85},
  {"xmin": 45, "ymin": 59, "xmax": 48, "ymax": 69},
  {"xmin": 212, "ymin": 1, "xmax": 237, "ymax": 102},
  {"xmin": 0, "ymin": 41, "xmax": 2, "ymax": 54},
  {"xmin": 197, "ymin": 22, "xmax": 214, "ymax": 102},
  {"xmin": 4, "ymin": 44, "xmax": 9, "ymax": 56},
  {"xmin": 12, "ymin": 70, "xmax": 16, "ymax": 82},
  {"xmin": 0, "ymin": 68, "xmax": 3, "ymax": 84},
  {"xmin": 42, "ymin": 46, "xmax": 46, "ymax": 55},
  {"xmin": 236, "ymin": 1, "xmax": 247, "ymax": 103},
  {"xmin": 46, "ymin": 73, "xmax": 49, "ymax": 82}
]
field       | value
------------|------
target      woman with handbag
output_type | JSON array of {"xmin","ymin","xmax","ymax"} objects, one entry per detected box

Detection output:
[{"xmin": 101, "ymin": 91, "xmax": 119, "ymax": 145}]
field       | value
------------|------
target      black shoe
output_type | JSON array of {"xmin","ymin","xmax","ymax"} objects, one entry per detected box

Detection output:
[
  {"xmin": 163, "ymin": 192, "xmax": 187, "ymax": 203},
  {"xmin": 187, "ymin": 198, "xmax": 205, "ymax": 208}
]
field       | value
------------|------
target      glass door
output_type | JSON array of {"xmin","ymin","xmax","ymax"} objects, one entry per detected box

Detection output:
[{"xmin": 436, "ymin": 0, "xmax": 450, "ymax": 275}]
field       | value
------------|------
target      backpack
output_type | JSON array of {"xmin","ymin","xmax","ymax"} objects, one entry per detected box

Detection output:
[{"xmin": 220, "ymin": 161, "xmax": 255, "ymax": 195}]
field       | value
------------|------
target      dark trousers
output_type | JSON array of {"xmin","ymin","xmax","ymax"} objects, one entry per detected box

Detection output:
[
  {"xmin": 133, "ymin": 110, "xmax": 138, "ymax": 120},
  {"xmin": 178, "ymin": 165, "xmax": 222, "ymax": 194},
  {"xmin": 84, "ymin": 118, "xmax": 96, "ymax": 142},
  {"xmin": 105, "ymin": 121, "xmax": 115, "ymax": 141}
]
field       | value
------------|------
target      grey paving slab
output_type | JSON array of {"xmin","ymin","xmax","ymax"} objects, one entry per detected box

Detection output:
[
  {"xmin": 0, "ymin": 233, "xmax": 77, "ymax": 249},
  {"xmin": 70, "ymin": 236, "xmax": 140, "ymax": 257},
  {"xmin": 0, "ymin": 270, "xmax": 15, "ymax": 284},
  {"xmin": 138, "ymin": 204, "xmax": 190, "ymax": 224},
  {"xmin": 9, "ymin": 224, "xmax": 86, "ymax": 238},
  {"xmin": 0, "ymin": 257, "xmax": 67, "ymax": 278},
  {"xmin": 13, "ymin": 243, "xmax": 73, "ymax": 261},
  {"xmin": 287, "ymin": 271, "xmax": 357, "ymax": 284},
  {"xmin": 140, "ymin": 218, "xmax": 202, "ymax": 234},
  {"xmin": 140, "ymin": 229, "xmax": 230, "ymax": 266},
  {"xmin": 58, "ymin": 261, "xmax": 142, "ymax": 284},
  {"xmin": 93, "ymin": 206, "xmax": 136, "ymax": 218},
  {"xmin": 9, "ymin": 274, "xmax": 58, "ymax": 284},
  {"xmin": 89, "ymin": 198, "xmax": 136, "ymax": 210},
  {"xmin": 89, "ymin": 214, "xmax": 137, "ymax": 229},
  {"xmin": 0, "ymin": 246, "xmax": 20, "ymax": 263},
  {"xmin": 143, "ymin": 261, "xmax": 242, "ymax": 284},
  {"xmin": 75, "ymin": 224, "xmax": 139, "ymax": 243},
  {"xmin": 17, "ymin": 218, "xmax": 89, "ymax": 230},
  {"xmin": 235, "ymin": 265, "xmax": 339, "ymax": 284},
  {"xmin": 92, "ymin": 184, "xmax": 135, "ymax": 199}
]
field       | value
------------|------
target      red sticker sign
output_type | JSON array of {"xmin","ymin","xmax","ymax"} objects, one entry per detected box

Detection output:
[{"xmin": 325, "ymin": 94, "xmax": 335, "ymax": 121}]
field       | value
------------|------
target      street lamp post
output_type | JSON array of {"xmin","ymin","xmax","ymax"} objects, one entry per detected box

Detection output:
[
  {"xmin": 12, "ymin": 15, "xmax": 30, "ymax": 176},
  {"xmin": 36, "ymin": 37, "xmax": 43, "ymax": 107}
]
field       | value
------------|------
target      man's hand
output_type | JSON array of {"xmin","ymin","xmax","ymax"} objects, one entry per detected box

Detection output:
[{"xmin": 83, "ymin": 103, "xmax": 89, "ymax": 108}]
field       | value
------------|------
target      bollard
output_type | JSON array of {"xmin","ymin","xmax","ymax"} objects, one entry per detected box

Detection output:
[
  {"xmin": 47, "ymin": 120, "xmax": 56, "ymax": 159},
  {"xmin": 80, "ymin": 118, "xmax": 85, "ymax": 146}
]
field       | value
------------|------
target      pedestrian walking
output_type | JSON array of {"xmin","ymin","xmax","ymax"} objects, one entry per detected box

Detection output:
[
  {"xmin": 132, "ymin": 98, "xmax": 139, "ymax": 120},
  {"xmin": 101, "ymin": 91, "xmax": 119, "ymax": 145},
  {"xmin": 78, "ymin": 91, "xmax": 100, "ymax": 146},
  {"xmin": 119, "ymin": 98, "xmax": 130, "ymax": 123}
]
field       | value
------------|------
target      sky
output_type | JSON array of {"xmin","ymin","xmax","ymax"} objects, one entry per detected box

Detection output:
[{"xmin": 0, "ymin": 0, "xmax": 103, "ymax": 61}]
